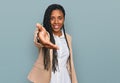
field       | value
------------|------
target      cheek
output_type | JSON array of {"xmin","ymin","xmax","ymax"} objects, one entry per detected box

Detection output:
[
  {"xmin": 60, "ymin": 20, "xmax": 64, "ymax": 25},
  {"xmin": 50, "ymin": 20, "xmax": 54, "ymax": 24},
  {"xmin": 50, "ymin": 20, "xmax": 53, "ymax": 25}
]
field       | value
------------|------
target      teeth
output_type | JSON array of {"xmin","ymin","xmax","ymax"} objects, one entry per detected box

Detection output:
[{"xmin": 54, "ymin": 26, "xmax": 59, "ymax": 28}]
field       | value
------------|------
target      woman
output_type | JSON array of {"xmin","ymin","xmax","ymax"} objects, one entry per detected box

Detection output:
[{"xmin": 28, "ymin": 4, "xmax": 78, "ymax": 83}]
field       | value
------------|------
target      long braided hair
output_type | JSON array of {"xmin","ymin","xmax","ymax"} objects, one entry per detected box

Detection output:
[{"xmin": 43, "ymin": 4, "xmax": 70, "ymax": 73}]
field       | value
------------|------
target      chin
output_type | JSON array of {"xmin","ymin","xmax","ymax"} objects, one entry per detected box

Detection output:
[{"xmin": 53, "ymin": 28, "xmax": 60, "ymax": 31}]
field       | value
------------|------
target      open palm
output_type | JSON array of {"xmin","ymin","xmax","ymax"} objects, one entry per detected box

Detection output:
[{"xmin": 36, "ymin": 23, "xmax": 59, "ymax": 50}]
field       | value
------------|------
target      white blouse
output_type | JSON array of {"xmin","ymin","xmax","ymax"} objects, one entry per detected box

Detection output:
[{"xmin": 50, "ymin": 31, "xmax": 71, "ymax": 83}]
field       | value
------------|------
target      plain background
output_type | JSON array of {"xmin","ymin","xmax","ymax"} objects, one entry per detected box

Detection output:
[{"xmin": 0, "ymin": 0, "xmax": 120, "ymax": 83}]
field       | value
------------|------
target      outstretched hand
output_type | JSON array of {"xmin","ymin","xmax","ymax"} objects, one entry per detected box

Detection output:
[{"xmin": 36, "ymin": 23, "xmax": 59, "ymax": 50}]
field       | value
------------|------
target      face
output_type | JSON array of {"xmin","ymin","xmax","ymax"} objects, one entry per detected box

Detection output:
[{"xmin": 50, "ymin": 9, "xmax": 64, "ymax": 36}]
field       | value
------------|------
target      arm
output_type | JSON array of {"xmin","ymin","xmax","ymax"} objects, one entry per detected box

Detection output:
[{"xmin": 66, "ymin": 34, "xmax": 78, "ymax": 83}]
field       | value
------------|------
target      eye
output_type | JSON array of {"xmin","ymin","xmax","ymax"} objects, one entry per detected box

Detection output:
[
  {"xmin": 50, "ymin": 17, "xmax": 55, "ymax": 21},
  {"xmin": 58, "ymin": 16, "xmax": 63, "ymax": 20}
]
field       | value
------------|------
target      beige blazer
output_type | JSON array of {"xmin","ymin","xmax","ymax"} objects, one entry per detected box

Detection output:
[{"xmin": 28, "ymin": 29, "xmax": 78, "ymax": 83}]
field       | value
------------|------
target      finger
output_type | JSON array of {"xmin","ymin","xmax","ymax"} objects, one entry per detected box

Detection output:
[
  {"xmin": 45, "ymin": 42, "xmax": 59, "ymax": 50},
  {"xmin": 36, "ymin": 23, "xmax": 43, "ymax": 31},
  {"xmin": 36, "ymin": 23, "xmax": 46, "ymax": 31},
  {"xmin": 45, "ymin": 44, "xmax": 59, "ymax": 50},
  {"xmin": 39, "ymin": 36, "xmax": 59, "ymax": 50}
]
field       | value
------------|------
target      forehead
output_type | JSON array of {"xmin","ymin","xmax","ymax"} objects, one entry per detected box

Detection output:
[{"xmin": 51, "ymin": 9, "xmax": 64, "ymax": 16}]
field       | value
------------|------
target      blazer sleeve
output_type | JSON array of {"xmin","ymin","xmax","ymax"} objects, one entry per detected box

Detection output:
[
  {"xmin": 67, "ymin": 34, "xmax": 78, "ymax": 83},
  {"xmin": 33, "ymin": 28, "xmax": 44, "ymax": 48}
]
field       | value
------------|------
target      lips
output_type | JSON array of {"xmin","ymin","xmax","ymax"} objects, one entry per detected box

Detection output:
[
  {"xmin": 54, "ymin": 25, "xmax": 59, "ymax": 28},
  {"xmin": 53, "ymin": 25, "xmax": 61, "ymax": 29}
]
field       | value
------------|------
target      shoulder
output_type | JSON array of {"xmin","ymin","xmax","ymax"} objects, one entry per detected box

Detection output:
[
  {"xmin": 66, "ymin": 33, "xmax": 72, "ymax": 40},
  {"xmin": 66, "ymin": 33, "xmax": 72, "ymax": 39}
]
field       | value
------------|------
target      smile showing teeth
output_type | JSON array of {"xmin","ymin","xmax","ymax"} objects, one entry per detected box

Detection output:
[{"xmin": 54, "ymin": 25, "xmax": 59, "ymax": 29}]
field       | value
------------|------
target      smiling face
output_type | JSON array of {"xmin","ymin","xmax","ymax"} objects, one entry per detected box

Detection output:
[{"xmin": 50, "ymin": 9, "xmax": 64, "ymax": 36}]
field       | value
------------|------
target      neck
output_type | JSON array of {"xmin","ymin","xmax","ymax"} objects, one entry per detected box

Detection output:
[{"xmin": 53, "ymin": 31, "xmax": 62, "ymax": 37}]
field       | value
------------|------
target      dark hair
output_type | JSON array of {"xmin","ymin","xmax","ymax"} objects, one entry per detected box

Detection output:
[{"xmin": 43, "ymin": 4, "xmax": 69, "ymax": 73}]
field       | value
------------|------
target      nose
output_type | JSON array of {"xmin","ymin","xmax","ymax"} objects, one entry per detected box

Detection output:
[{"xmin": 55, "ymin": 19, "xmax": 58, "ymax": 24}]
